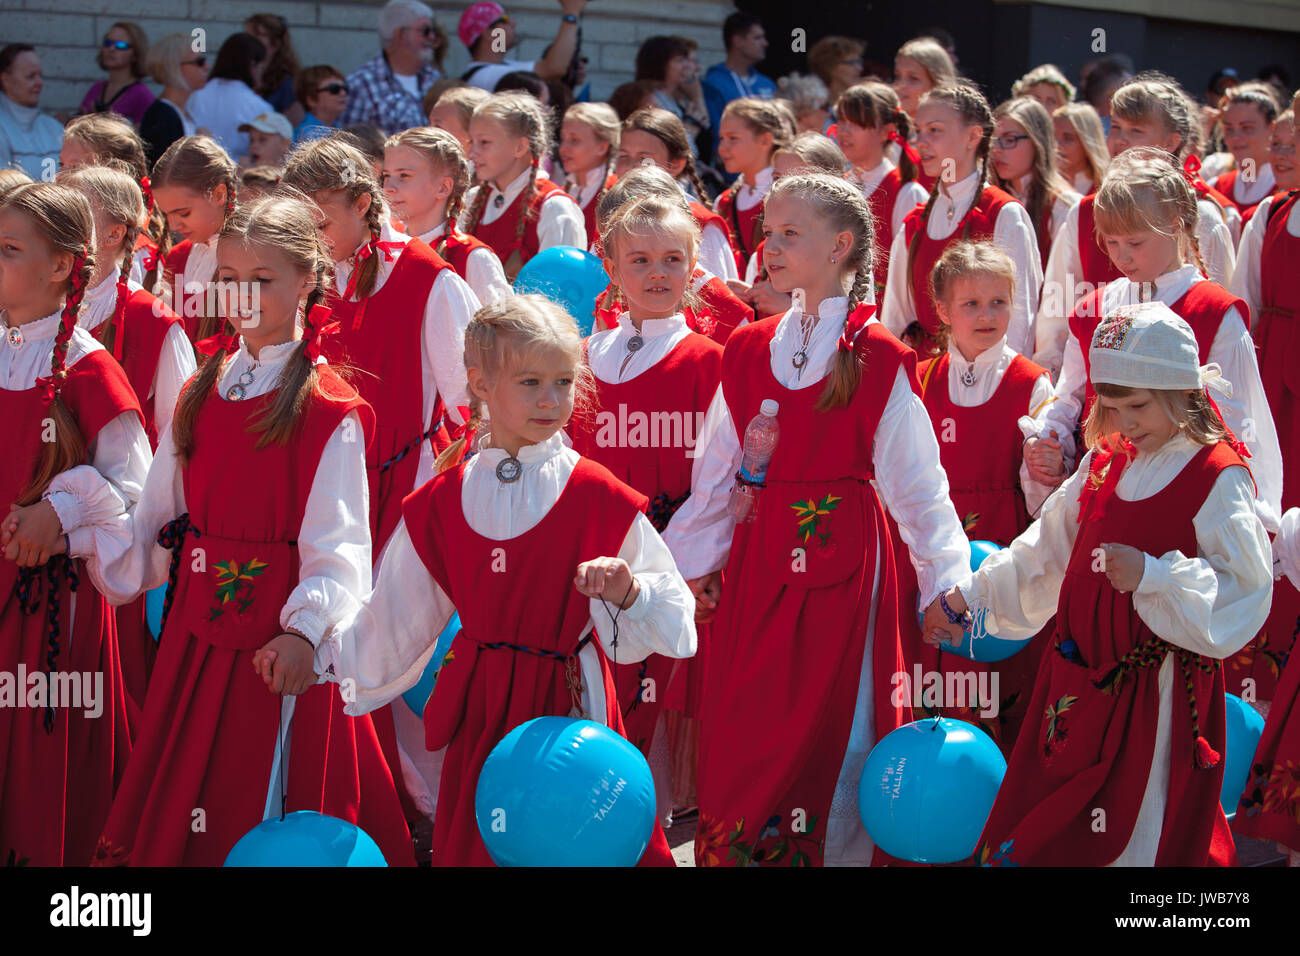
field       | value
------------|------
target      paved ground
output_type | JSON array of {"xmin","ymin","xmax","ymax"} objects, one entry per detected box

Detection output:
[{"xmin": 668, "ymin": 816, "xmax": 697, "ymax": 867}]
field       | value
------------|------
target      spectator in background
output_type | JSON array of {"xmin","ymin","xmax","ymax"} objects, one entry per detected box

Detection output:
[
  {"xmin": 1079, "ymin": 53, "xmax": 1133, "ymax": 131},
  {"xmin": 244, "ymin": 14, "xmax": 305, "ymax": 127},
  {"xmin": 240, "ymin": 164, "xmax": 282, "ymax": 201},
  {"xmin": 1205, "ymin": 67, "xmax": 1240, "ymax": 110},
  {"xmin": 187, "ymin": 33, "xmax": 273, "ymax": 161},
  {"xmin": 458, "ymin": 0, "xmax": 586, "ymax": 92},
  {"xmin": 79, "ymin": 22, "xmax": 155, "ymax": 126},
  {"xmin": 342, "ymin": 0, "xmax": 444, "ymax": 134},
  {"xmin": 892, "ymin": 36, "xmax": 955, "ymax": 118},
  {"xmin": 294, "ymin": 66, "xmax": 348, "ymax": 143},
  {"xmin": 915, "ymin": 26, "xmax": 958, "ymax": 68},
  {"xmin": 495, "ymin": 70, "xmax": 549, "ymax": 103},
  {"xmin": 1012, "ymin": 64, "xmax": 1075, "ymax": 113},
  {"xmin": 426, "ymin": 84, "xmax": 489, "ymax": 150},
  {"xmin": 703, "ymin": 12, "xmax": 777, "ymax": 151},
  {"xmin": 637, "ymin": 35, "xmax": 711, "ymax": 158},
  {"xmin": 608, "ymin": 80, "xmax": 659, "ymax": 120},
  {"xmin": 140, "ymin": 33, "xmax": 209, "ymax": 167},
  {"xmin": 0, "ymin": 45, "xmax": 63, "ymax": 179},
  {"xmin": 340, "ymin": 124, "xmax": 388, "ymax": 179},
  {"xmin": 807, "ymin": 35, "xmax": 864, "ymax": 113},
  {"xmin": 776, "ymin": 73, "xmax": 831, "ymax": 134},
  {"xmin": 238, "ymin": 112, "xmax": 293, "ymax": 169}
]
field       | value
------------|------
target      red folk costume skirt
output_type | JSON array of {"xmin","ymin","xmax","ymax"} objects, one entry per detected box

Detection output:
[
  {"xmin": 694, "ymin": 318, "xmax": 915, "ymax": 867},
  {"xmin": 403, "ymin": 458, "xmax": 677, "ymax": 866},
  {"xmin": 0, "ymin": 353, "xmax": 139, "ymax": 866},
  {"xmin": 92, "ymin": 380, "xmax": 414, "ymax": 866},
  {"xmin": 571, "ymin": 333, "xmax": 723, "ymax": 751},
  {"xmin": 1235, "ymin": 623, "xmax": 1300, "ymax": 849},
  {"xmin": 974, "ymin": 442, "xmax": 1242, "ymax": 867}
]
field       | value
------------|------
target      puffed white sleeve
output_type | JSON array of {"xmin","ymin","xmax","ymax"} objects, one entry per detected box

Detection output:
[
  {"xmin": 315, "ymin": 517, "xmax": 456, "ymax": 716},
  {"xmin": 700, "ymin": 222, "xmax": 739, "ymax": 281},
  {"xmin": 1228, "ymin": 198, "xmax": 1268, "ymax": 327},
  {"xmin": 1018, "ymin": 370, "xmax": 1062, "ymax": 518},
  {"xmin": 871, "ymin": 366, "xmax": 971, "ymax": 607},
  {"xmin": 279, "ymin": 410, "xmax": 372, "ymax": 647},
  {"xmin": 993, "ymin": 202, "xmax": 1043, "ymax": 357},
  {"xmin": 423, "ymin": 268, "xmax": 477, "ymax": 428},
  {"xmin": 1035, "ymin": 203, "xmax": 1082, "ymax": 375},
  {"xmin": 1132, "ymin": 464, "xmax": 1271, "ymax": 658},
  {"xmin": 1207, "ymin": 306, "xmax": 1282, "ymax": 532},
  {"xmin": 892, "ymin": 183, "xmax": 929, "ymax": 237},
  {"xmin": 962, "ymin": 453, "xmax": 1088, "ymax": 638},
  {"xmin": 879, "ymin": 226, "xmax": 915, "ymax": 339},
  {"xmin": 660, "ymin": 384, "xmax": 739, "ymax": 579},
  {"xmin": 743, "ymin": 250, "xmax": 759, "ymax": 284},
  {"xmin": 464, "ymin": 246, "xmax": 512, "ymax": 305},
  {"xmin": 43, "ymin": 407, "xmax": 153, "ymax": 539},
  {"xmin": 587, "ymin": 512, "xmax": 696, "ymax": 664},
  {"xmin": 1037, "ymin": 333, "xmax": 1086, "ymax": 466},
  {"xmin": 149, "ymin": 323, "xmax": 198, "ymax": 442},
  {"xmin": 1196, "ymin": 201, "xmax": 1236, "ymax": 288},
  {"xmin": 1274, "ymin": 507, "xmax": 1300, "ymax": 589},
  {"xmin": 537, "ymin": 194, "xmax": 588, "ymax": 251}
]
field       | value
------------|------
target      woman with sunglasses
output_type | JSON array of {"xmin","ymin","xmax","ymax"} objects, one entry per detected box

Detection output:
[
  {"xmin": 139, "ymin": 33, "xmax": 211, "ymax": 168},
  {"xmin": 294, "ymin": 66, "xmax": 349, "ymax": 144},
  {"xmin": 78, "ymin": 22, "xmax": 156, "ymax": 127}
]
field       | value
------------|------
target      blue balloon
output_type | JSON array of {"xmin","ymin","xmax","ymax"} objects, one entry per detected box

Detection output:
[
  {"xmin": 970, "ymin": 539, "xmax": 1001, "ymax": 572},
  {"xmin": 1221, "ymin": 693, "xmax": 1266, "ymax": 818},
  {"xmin": 915, "ymin": 604, "xmax": 1032, "ymax": 663},
  {"xmin": 145, "ymin": 583, "xmax": 167, "ymax": 641},
  {"xmin": 401, "ymin": 611, "xmax": 462, "ymax": 718},
  {"xmin": 224, "ymin": 811, "xmax": 388, "ymax": 867},
  {"xmin": 475, "ymin": 716, "xmax": 656, "ymax": 866},
  {"xmin": 512, "ymin": 246, "xmax": 609, "ymax": 337},
  {"xmin": 859, "ymin": 717, "xmax": 1007, "ymax": 863}
]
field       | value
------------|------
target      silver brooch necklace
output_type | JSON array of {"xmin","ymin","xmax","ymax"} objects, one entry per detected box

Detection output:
[
  {"xmin": 6, "ymin": 324, "xmax": 22, "ymax": 349},
  {"xmin": 626, "ymin": 330, "xmax": 644, "ymax": 353},
  {"xmin": 495, "ymin": 455, "xmax": 522, "ymax": 483},
  {"xmin": 792, "ymin": 312, "xmax": 816, "ymax": 376},
  {"xmin": 492, "ymin": 192, "xmax": 506, "ymax": 210},
  {"xmin": 960, "ymin": 362, "xmax": 978, "ymax": 387},
  {"xmin": 226, "ymin": 360, "xmax": 259, "ymax": 401}
]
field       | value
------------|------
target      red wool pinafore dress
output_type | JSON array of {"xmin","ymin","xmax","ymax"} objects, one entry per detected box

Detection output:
[
  {"xmin": 0, "ymin": 349, "xmax": 139, "ymax": 866},
  {"xmin": 714, "ymin": 185, "xmax": 763, "ymax": 275},
  {"xmin": 694, "ymin": 316, "xmax": 915, "ymax": 867},
  {"xmin": 402, "ymin": 457, "xmax": 677, "ymax": 866},
  {"xmin": 571, "ymin": 331, "xmax": 723, "ymax": 745},
  {"xmin": 973, "ymin": 441, "xmax": 1243, "ymax": 867},
  {"xmin": 92, "ymin": 369, "xmax": 415, "ymax": 866},
  {"xmin": 161, "ymin": 240, "xmax": 220, "ymax": 344},
  {"xmin": 864, "ymin": 165, "xmax": 906, "ymax": 300},
  {"xmin": 1075, "ymin": 193, "xmax": 1123, "ymax": 293},
  {"xmin": 90, "ymin": 287, "xmax": 186, "ymax": 717},
  {"xmin": 471, "ymin": 176, "xmax": 576, "ymax": 279},
  {"xmin": 908, "ymin": 352, "xmax": 1050, "ymax": 753}
]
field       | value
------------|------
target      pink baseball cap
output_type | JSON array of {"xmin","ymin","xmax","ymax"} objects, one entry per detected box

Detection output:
[{"xmin": 459, "ymin": 2, "xmax": 507, "ymax": 48}]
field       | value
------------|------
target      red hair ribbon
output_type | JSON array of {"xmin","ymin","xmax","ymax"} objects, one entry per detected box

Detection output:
[
  {"xmin": 110, "ymin": 274, "xmax": 130, "ymax": 362},
  {"xmin": 341, "ymin": 238, "xmax": 405, "ymax": 332},
  {"xmin": 837, "ymin": 303, "xmax": 876, "ymax": 353},
  {"xmin": 195, "ymin": 331, "xmax": 240, "ymax": 359},
  {"xmin": 888, "ymin": 131, "xmax": 923, "ymax": 169},
  {"xmin": 302, "ymin": 303, "xmax": 338, "ymax": 363},
  {"xmin": 826, "ymin": 122, "xmax": 838, "ymax": 143},
  {"xmin": 142, "ymin": 249, "xmax": 159, "ymax": 273},
  {"xmin": 450, "ymin": 405, "xmax": 474, "ymax": 442},
  {"xmin": 33, "ymin": 374, "xmax": 60, "ymax": 407},
  {"xmin": 593, "ymin": 283, "xmax": 623, "ymax": 331},
  {"xmin": 1204, "ymin": 389, "xmax": 1252, "ymax": 461},
  {"xmin": 140, "ymin": 175, "xmax": 154, "ymax": 216}
]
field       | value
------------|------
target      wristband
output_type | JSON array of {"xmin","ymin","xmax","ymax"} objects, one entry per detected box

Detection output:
[
  {"xmin": 939, "ymin": 591, "xmax": 973, "ymax": 630},
  {"xmin": 562, "ymin": 13, "xmax": 578, "ymax": 23},
  {"xmin": 283, "ymin": 627, "xmax": 313, "ymax": 649}
]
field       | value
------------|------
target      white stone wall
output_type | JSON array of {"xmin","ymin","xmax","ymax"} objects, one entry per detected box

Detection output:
[{"xmin": 4, "ymin": 0, "xmax": 733, "ymax": 116}]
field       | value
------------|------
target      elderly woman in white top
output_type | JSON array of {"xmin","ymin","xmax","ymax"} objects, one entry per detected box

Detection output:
[
  {"xmin": 0, "ymin": 45, "xmax": 63, "ymax": 180},
  {"xmin": 139, "ymin": 33, "xmax": 211, "ymax": 168}
]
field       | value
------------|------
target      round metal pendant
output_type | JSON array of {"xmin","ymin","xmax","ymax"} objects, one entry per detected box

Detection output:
[
  {"xmin": 6, "ymin": 326, "xmax": 22, "ymax": 349},
  {"xmin": 492, "ymin": 193, "xmax": 506, "ymax": 209},
  {"xmin": 627, "ymin": 334, "xmax": 644, "ymax": 353},
  {"xmin": 792, "ymin": 349, "xmax": 808, "ymax": 370},
  {"xmin": 226, "ymin": 383, "xmax": 247, "ymax": 401},
  {"xmin": 495, "ymin": 456, "xmax": 522, "ymax": 483}
]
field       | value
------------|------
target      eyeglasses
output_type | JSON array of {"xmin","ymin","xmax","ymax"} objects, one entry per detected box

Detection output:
[
  {"xmin": 182, "ymin": 56, "xmax": 207, "ymax": 68},
  {"xmin": 1270, "ymin": 140, "xmax": 1297, "ymax": 156},
  {"xmin": 992, "ymin": 133, "xmax": 1031, "ymax": 150},
  {"xmin": 103, "ymin": 39, "xmax": 132, "ymax": 51},
  {"xmin": 318, "ymin": 82, "xmax": 348, "ymax": 96}
]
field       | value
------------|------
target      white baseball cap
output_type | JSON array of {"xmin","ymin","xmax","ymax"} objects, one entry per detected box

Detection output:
[{"xmin": 238, "ymin": 112, "xmax": 294, "ymax": 140}]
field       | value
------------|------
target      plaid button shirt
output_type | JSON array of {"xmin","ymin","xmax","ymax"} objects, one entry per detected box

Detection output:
[{"xmin": 341, "ymin": 52, "xmax": 441, "ymax": 135}]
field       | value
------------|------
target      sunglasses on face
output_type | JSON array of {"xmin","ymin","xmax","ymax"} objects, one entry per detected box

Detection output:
[
  {"xmin": 1270, "ymin": 140, "xmax": 1297, "ymax": 156},
  {"xmin": 182, "ymin": 55, "xmax": 207, "ymax": 68},
  {"xmin": 993, "ymin": 133, "xmax": 1031, "ymax": 150},
  {"xmin": 318, "ymin": 82, "xmax": 348, "ymax": 96},
  {"xmin": 103, "ymin": 39, "xmax": 132, "ymax": 51}
]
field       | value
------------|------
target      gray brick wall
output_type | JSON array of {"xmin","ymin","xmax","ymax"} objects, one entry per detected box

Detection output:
[{"xmin": 4, "ymin": 0, "xmax": 733, "ymax": 116}]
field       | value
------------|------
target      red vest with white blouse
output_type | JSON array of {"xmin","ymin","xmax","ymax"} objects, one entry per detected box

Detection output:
[
  {"xmin": 471, "ymin": 175, "xmax": 575, "ymax": 275},
  {"xmin": 578, "ymin": 172, "xmax": 617, "ymax": 251},
  {"xmin": 714, "ymin": 185, "xmax": 764, "ymax": 272},
  {"xmin": 865, "ymin": 166, "xmax": 907, "ymax": 298},
  {"xmin": 1075, "ymin": 193, "xmax": 1123, "ymax": 289},
  {"xmin": 1213, "ymin": 170, "xmax": 1268, "ymax": 225},
  {"xmin": 427, "ymin": 226, "xmax": 497, "ymax": 282},
  {"xmin": 88, "ymin": 288, "xmax": 183, "ymax": 448}
]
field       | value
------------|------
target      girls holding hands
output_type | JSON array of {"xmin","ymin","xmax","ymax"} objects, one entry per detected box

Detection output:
[
  {"xmin": 924, "ymin": 302, "xmax": 1272, "ymax": 866},
  {"xmin": 665, "ymin": 173, "xmax": 971, "ymax": 866},
  {"xmin": 458, "ymin": 93, "xmax": 586, "ymax": 279},
  {"xmin": 271, "ymin": 294, "xmax": 696, "ymax": 866},
  {"xmin": 880, "ymin": 82, "xmax": 1042, "ymax": 358}
]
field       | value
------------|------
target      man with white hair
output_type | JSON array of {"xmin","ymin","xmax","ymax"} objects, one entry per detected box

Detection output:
[{"xmin": 342, "ymin": 0, "xmax": 445, "ymax": 134}]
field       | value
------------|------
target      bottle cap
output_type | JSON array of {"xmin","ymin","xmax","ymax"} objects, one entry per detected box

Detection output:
[{"xmin": 760, "ymin": 398, "xmax": 779, "ymax": 417}]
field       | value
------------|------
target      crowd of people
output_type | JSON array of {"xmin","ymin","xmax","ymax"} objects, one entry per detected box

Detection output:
[{"xmin": 0, "ymin": 0, "xmax": 1299, "ymax": 870}]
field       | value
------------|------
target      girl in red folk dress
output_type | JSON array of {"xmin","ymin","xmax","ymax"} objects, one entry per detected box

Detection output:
[
  {"xmin": 714, "ymin": 98, "xmax": 788, "ymax": 275},
  {"xmin": 614, "ymin": 108, "xmax": 738, "ymax": 281},
  {"xmin": 0, "ymin": 183, "xmax": 149, "ymax": 866},
  {"xmin": 282, "ymin": 138, "xmax": 478, "ymax": 835},
  {"xmin": 152, "ymin": 136, "xmax": 239, "ymax": 347},
  {"xmin": 264, "ymin": 294, "xmax": 696, "ymax": 866},
  {"xmin": 1039, "ymin": 74, "xmax": 1238, "ymax": 373},
  {"xmin": 59, "ymin": 113, "xmax": 168, "ymax": 295},
  {"xmin": 836, "ymin": 82, "xmax": 927, "ymax": 301},
  {"xmin": 665, "ymin": 173, "xmax": 970, "ymax": 867},
  {"xmin": 903, "ymin": 242, "xmax": 1058, "ymax": 754},
  {"xmin": 880, "ymin": 83, "xmax": 1042, "ymax": 360},
  {"xmin": 458, "ymin": 93, "xmax": 587, "ymax": 280},
  {"xmin": 891, "ymin": 38, "xmax": 957, "ymax": 192},
  {"xmin": 62, "ymin": 194, "xmax": 414, "ymax": 867},
  {"xmin": 926, "ymin": 302, "xmax": 1273, "ymax": 867},
  {"xmin": 559, "ymin": 102, "xmax": 620, "ymax": 250},
  {"xmin": 1212, "ymin": 83, "xmax": 1280, "ymax": 229},
  {"xmin": 383, "ymin": 127, "xmax": 511, "ymax": 307},
  {"xmin": 592, "ymin": 166, "xmax": 752, "ymax": 346},
  {"xmin": 570, "ymin": 195, "xmax": 723, "ymax": 827},
  {"xmin": 60, "ymin": 165, "xmax": 196, "ymax": 715}
]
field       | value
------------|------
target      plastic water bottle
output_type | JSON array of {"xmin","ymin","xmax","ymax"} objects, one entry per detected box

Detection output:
[{"xmin": 729, "ymin": 399, "xmax": 780, "ymax": 523}]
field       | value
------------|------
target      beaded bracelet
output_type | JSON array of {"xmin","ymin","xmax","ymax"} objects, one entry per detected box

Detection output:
[{"xmin": 939, "ymin": 591, "xmax": 973, "ymax": 630}]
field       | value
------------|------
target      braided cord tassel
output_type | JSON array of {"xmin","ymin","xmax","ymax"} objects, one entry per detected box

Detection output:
[
  {"xmin": 1178, "ymin": 650, "xmax": 1221, "ymax": 770},
  {"xmin": 41, "ymin": 557, "xmax": 78, "ymax": 732},
  {"xmin": 155, "ymin": 514, "xmax": 196, "ymax": 639}
]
